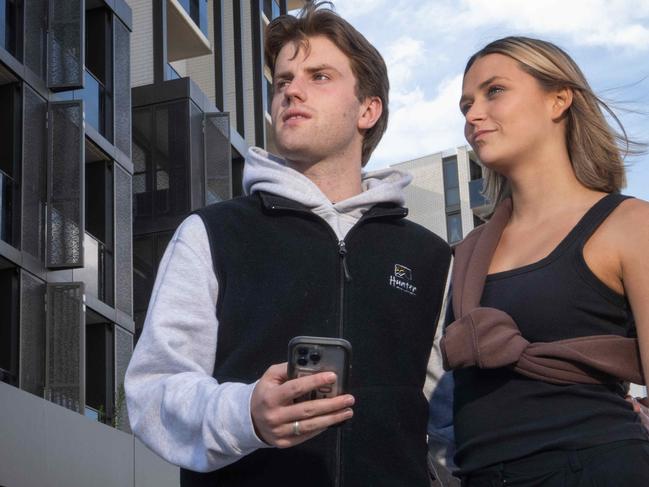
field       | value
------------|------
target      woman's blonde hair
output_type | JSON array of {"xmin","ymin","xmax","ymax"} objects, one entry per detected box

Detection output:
[{"xmin": 465, "ymin": 36, "xmax": 643, "ymax": 205}]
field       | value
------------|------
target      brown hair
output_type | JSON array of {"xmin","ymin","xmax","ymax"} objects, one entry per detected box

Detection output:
[
  {"xmin": 265, "ymin": 1, "xmax": 389, "ymax": 166},
  {"xmin": 465, "ymin": 36, "xmax": 644, "ymax": 205}
]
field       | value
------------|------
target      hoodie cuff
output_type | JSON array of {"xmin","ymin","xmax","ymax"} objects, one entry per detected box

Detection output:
[{"xmin": 230, "ymin": 381, "xmax": 273, "ymax": 452}]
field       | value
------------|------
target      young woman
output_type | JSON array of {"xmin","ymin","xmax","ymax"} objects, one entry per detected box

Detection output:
[{"xmin": 446, "ymin": 36, "xmax": 649, "ymax": 486}]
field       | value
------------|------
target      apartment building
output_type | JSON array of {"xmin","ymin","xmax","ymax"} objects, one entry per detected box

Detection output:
[
  {"xmin": 391, "ymin": 145, "xmax": 491, "ymax": 243},
  {"xmin": 128, "ymin": 0, "xmax": 303, "ymax": 338}
]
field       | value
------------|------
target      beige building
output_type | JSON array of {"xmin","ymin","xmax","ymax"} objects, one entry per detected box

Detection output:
[{"xmin": 391, "ymin": 145, "xmax": 490, "ymax": 243}]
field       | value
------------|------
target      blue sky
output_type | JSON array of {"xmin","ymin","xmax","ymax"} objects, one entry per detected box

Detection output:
[{"xmin": 328, "ymin": 0, "xmax": 649, "ymax": 200}]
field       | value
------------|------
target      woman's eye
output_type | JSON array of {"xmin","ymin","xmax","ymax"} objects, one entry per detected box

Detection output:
[
  {"xmin": 487, "ymin": 85, "xmax": 504, "ymax": 96},
  {"xmin": 460, "ymin": 103, "xmax": 472, "ymax": 115}
]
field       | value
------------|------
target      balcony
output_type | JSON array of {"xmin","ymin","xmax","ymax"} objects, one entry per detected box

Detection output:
[
  {"xmin": 469, "ymin": 178, "xmax": 492, "ymax": 219},
  {"xmin": 167, "ymin": 0, "xmax": 211, "ymax": 62}
]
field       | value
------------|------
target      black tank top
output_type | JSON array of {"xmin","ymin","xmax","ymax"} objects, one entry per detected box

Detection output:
[{"xmin": 453, "ymin": 193, "xmax": 649, "ymax": 473}]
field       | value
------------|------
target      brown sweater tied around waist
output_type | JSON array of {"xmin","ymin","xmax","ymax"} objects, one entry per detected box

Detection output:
[{"xmin": 440, "ymin": 198, "xmax": 645, "ymax": 386}]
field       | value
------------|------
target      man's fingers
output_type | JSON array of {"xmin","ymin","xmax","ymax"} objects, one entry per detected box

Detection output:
[
  {"xmin": 263, "ymin": 362, "xmax": 289, "ymax": 384},
  {"xmin": 281, "ymin": 371, "xmax": 338, "ymax": 401},
  {"xmin": 275, "ymin": 408, "xmax": 354, "ymax": 449},
  {"xmin": 276, "ymin": 394, "xmax": 355, "ymax": 424}
]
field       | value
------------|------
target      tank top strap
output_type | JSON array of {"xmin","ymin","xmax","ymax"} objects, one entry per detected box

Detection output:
[{"xmin": 568, "ymin": 193, "xmax": 633, "ymax": 249}]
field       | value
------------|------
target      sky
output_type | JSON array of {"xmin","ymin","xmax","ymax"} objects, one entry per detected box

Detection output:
[{"xmin": 327, "ymin": 0, "xmax": 649, "ymax": 200}]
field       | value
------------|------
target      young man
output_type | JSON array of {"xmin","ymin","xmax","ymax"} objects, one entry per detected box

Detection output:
[{"xmin": 125, "ymin": 4, "xmax": 451, "ymax": 486}]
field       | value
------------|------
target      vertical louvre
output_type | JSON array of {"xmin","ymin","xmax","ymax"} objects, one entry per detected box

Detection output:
[
  {"xmin": 47, "ymin": 0, "xmax": 85, "ymax": 90},
  {"xmin": 114, "ymin": 326, "xmax": 132, "ymax": 432},
  {"xmin": 24, "ymin": 0, "xmax": 48, "ymax": 80},
  {"xmin": 47, "ymin": 101, "xmax": 84, "ymax": 269},
  {"xmin": 45, "ymin": 282, "xmax": 85, "ymax": 413},
  {"xmin": 114, "ymin": 165, "xmax": 132, "ymax": 316},
  {"xmin": 22, "ymin": 87, "xmax": 47, "ymax": 261},
  {"xmin": 19, "ymin": 272, "xmax": 46, "ymax": 397},
  {"xmin": 204, "ymin": 112, "xmax": 232, "ymax": 203},
  {"xmin": 113, "ymin": 18, "xmax": 131, "ymax": 157}
]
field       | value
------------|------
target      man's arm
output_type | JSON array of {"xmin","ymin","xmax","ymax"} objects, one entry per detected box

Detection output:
[{"xmin": 125, "ymin": 215, "xmax": 353, "ymax": 472}]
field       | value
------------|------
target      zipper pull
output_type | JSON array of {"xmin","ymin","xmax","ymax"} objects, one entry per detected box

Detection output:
[{"xmin": 338, "ymin": 241, "xmax": 352, "ymax": 282}]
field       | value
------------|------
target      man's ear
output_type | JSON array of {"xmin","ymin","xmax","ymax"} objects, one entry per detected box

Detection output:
[
  {"xmin": 358, "ymin": 96, "xmax": 382, "ymax": 130},
  {"xmin": 551, "ymin": 87, "xmax": 573, "ymax": 121}
]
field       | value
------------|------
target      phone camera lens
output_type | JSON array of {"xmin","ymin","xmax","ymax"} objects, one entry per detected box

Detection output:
[
  {"xmin": 297, "ymin": 357, "xmax": 308, "ymax": 366},
  {"xmin": 298, "ymin": 347, "xmax": 309, "ymax": 356},
  {"xmin": 309, "ymin": 352, "xmax": 321, "ymax": 364}
]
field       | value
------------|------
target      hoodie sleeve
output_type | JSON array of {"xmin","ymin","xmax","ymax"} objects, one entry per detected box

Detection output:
[{"xmin": 125, "ymin": 214, "xmax": 270, "ymax": 472}]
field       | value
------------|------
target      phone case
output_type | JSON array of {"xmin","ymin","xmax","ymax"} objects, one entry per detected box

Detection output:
[{"xmin": 287, "ymin": 336, "xmax": 352, "ymax": 402}]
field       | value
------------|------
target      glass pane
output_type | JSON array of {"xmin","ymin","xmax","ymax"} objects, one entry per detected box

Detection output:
[
  {"xmin": 442, "ymin": 156, "xmax": 459, "ymax": 189},
  {"xmin": 445, "ymin": 187, "xmax": 460, "ymax": 207},
  {"xmin": 446, "ymin": 213, "xmax": 463, "ymax": 244}
]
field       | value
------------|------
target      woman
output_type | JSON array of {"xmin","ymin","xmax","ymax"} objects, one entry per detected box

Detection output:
[{"xmin": 444, "ymin": 36, "xmax": 649, "ymax": 486}]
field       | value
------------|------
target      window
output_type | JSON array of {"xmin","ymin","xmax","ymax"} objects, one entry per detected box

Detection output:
[
  {"xmin": 442, "ymin": 156, "xmax": 460, "ymax": 208},
  {"xmin": 446, "ymin": 212, "xmax": 463, "ymax": 244},
  {"xmin": 0, "ymin": 0, "xmax": 20, "ymax": 59},
  {"xmin": 82, "ymin": 143, "xmax": 114, "ymax": 306},
  {"xmin": 0, "ymin": 259, "xmax": 19, "ymax": 386},
  {"xmin": 85, "ymin": 309, "xmax": 114, "ymax": 425},
  {"xmin": 0, "ymin": 79, "xmax": 21, "ymax": 248}
]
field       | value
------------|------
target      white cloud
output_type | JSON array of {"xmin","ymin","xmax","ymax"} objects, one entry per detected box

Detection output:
[
  {"xmin": 405, "ymin": 0, "xmax": 649, "ymax": 50},
  {"xmin": 367, "ymin": 74, "xmax": 466, "ymax": 169}
]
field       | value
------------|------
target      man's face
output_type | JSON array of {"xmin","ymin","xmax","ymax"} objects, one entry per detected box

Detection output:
[{"xmin": 271, "ymin": 35, "xmax": 367, "ymax": 167}]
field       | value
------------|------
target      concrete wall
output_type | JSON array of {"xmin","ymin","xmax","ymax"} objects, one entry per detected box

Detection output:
[
  {"xmin": 127, "ymin": 0, "xmax": 154, "ymax": 87},
  {"xmin": 0, "ymin": 382, "xmax": 179, "ymax": 487}
]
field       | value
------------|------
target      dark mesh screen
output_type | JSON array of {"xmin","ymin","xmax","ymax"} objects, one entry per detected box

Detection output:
[
  {"xmin": 24, "ymin": 0, "xmax": 48, "ymax": 80},
  {"xmin": 19, "ymin": 272, "xmax": 46, "ymax": 397},
  {"xmin": 48, "ymin": 101, "xmax": 83, "ymax": 268},
  {"xmin": 47, "ymin": 0, "xmax": 84, "ymax": 90},
  {"xmin": 45, "ymin": 282, "xmax": 85, "ymax": 413},
  {"xmin": 114, "ymin": 325, "xmax": 133, "ymax": 432},
  {"xmin": 114, "ymin": 18, "xmax": 131, "ymax": 157},
  {"xmin": 115, "ymin": 165, "xmax": 133, "ymax": 316},
  {"xmin": 204, "ymin": 113, "xmax": 231, "ymax": 203},
  {"xmin": 22, "ymin": 87, "xmax": 47, "ymax": 261}
]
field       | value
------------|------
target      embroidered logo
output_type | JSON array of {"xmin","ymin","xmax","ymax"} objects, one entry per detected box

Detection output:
[{"xmin": 389, "ymin": 264, "xmax": 417, "ymax": 296}]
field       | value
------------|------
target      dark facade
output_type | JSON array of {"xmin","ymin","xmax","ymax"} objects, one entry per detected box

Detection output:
[{"xmin": 0, "ymin": 1, "xmax": 144, "ymax": 485}]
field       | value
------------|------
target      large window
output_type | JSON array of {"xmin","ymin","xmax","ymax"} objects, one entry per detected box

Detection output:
[
  {"xmin": 0, "ymin": 0, "xmax": 20, "ymax": 59},
  {"xmin": 0, "ymin": 78, "xmax": 21, "ymax": 249},
  {"xmin": 443, "ymin": 156, "xmax": 463, "ymax": 243},
  {"xmin": 0, "ymin": 259, "xmax": 19, "ymax": 386},
  {"xmin": 85, "ymin": 310, "xmax": 114, "ymax": 425}
]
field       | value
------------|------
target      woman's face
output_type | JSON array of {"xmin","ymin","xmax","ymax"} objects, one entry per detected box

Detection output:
[{"xmin": 460, "ymin": 53, "xmax": 559, "ymax": 171}]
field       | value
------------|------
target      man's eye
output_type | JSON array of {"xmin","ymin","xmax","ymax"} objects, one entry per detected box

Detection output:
[
  {"xmin": 275, "ymin": 80, "xmax": 290, "ymax": 89},
  {"xmin": 313, "ymin": 73, "xmax": 329, "ymax": 81}
]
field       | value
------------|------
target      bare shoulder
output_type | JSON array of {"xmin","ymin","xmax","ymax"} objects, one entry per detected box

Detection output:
[{"xmin": 608, "ymin": 197, "xmax": 649, "ymax": 256}]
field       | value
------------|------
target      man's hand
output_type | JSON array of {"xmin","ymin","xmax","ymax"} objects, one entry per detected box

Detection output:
[{"xmin": 251, "ymin": 363, "xmax": 355, "ymax": 448}]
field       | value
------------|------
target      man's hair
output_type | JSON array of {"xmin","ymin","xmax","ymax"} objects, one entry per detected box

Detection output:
[
  {"xmin": 465, "ymin": 36, "xmax": 645, "ymax": 205},
  {"xmin": 265, "ymin": 1, "xmax": 389, "ymax": 166}
]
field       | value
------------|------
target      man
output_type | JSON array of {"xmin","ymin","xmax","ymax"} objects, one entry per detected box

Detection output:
[{"xmin": 125, "ymin": 3, "xmax": 451, "ymax": 486}]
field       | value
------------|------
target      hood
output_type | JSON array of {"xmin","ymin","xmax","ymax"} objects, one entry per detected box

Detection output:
[{"xmin": 242, "ymin": 147, "xmax": 412, "ymax": 218}]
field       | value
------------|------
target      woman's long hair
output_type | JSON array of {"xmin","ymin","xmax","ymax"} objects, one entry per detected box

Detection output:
[{"xmin": 465, "ymin": 36, "xmax": 644, "ymax": 205}]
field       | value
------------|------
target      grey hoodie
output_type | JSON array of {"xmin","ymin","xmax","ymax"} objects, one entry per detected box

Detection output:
[{"xmin": 124, "ymin": 147, "xmax": 416, "ymax": 472}]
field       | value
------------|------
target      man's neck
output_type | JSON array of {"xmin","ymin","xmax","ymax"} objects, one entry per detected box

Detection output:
[{"xmin": 287, "ymin": 157, "xmax": 363, "ymax": 203}]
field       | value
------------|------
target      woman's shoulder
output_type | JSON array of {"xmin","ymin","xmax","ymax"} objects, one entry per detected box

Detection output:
[{"xmin": 603, "ymin": 196, "xmax": 649, "ymax": 255}]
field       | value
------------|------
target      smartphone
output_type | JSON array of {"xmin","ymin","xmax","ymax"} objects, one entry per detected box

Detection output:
[{"xmin": 287, "ymin": 336, "xmax": 352, "ymax": 402}]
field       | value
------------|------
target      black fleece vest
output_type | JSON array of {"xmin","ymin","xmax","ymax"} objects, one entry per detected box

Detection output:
[{"xmin": 182, "ymin": 192, "xmax": 451, "ymax": 487}]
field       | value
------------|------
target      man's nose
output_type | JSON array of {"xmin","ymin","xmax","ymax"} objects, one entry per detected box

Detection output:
[{"xmin": 284, "ymin": 76, "xmax": 307, "ymax": 102}]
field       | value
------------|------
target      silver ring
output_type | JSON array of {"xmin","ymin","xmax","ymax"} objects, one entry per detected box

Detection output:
[{"xmin": 292, "ymin": 420, "xmax": 301, "ymax": 436}]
